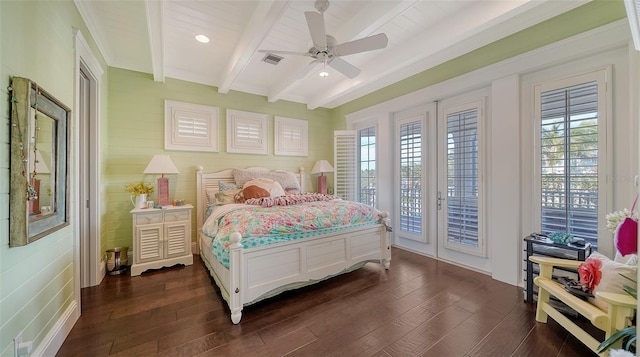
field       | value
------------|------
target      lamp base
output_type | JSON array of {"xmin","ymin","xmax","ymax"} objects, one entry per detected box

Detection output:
[
  {"xmin": 317, "ymin": 175, "xmax": 327, "ymax": 195},
  {"xmin": 157, "ymin": 176, "xmax": 170, "ymax": 206}
]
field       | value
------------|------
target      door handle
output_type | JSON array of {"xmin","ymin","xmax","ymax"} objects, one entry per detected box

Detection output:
[{"xmin": 437, "ymin": 191, "xmax": 445, "ymax": 210}]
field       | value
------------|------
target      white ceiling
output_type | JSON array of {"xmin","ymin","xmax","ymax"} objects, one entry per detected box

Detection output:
[{"xmin": 74, "ymin": 0, "xmax": 589, "ymax": 109}]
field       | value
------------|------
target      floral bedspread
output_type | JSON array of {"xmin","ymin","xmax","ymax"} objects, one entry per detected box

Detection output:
[{"xmin": 202, "ymin": 200, "xmax": 382, "ymax": 269}]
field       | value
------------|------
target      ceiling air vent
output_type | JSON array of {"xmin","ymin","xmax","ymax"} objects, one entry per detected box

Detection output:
[{"xmin": 262, "ymin": 53, "xmax": 283, "ymax": 65}]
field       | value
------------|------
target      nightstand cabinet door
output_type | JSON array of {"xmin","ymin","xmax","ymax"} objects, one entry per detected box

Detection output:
[
  {"xmin": 136, "ymin": 223, "xmax": 163, "ymax": 262},
  {"xmin": 165, "ymin": 221, "xmax": 190, "ymax": 258},
  {"xmin": 130, "ymin": 205, "xmax": 194, "ymax": 276}
]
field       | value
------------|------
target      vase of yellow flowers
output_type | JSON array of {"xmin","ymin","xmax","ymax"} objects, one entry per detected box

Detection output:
[{"xmin": 126, "ymin": 182, "xmax": 154, "ymax": 209}]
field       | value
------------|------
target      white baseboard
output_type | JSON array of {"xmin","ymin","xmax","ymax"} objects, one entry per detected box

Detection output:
[
  {"xmin": 31, "ymin": 300, "xmax": 80, "ymax": 357},
  {"xmin": 192, "ymin": 242, "xmax": 199, "ymax": 255},
  {"xmin": 98, "ymin": 259, "xmax": 106, "ymax": 285}
]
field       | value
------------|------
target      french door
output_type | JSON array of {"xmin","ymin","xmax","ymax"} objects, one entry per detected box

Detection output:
[
  {"xmin": 393, "ymin": 105, "xmax": 437, "ymax": 256},
  {"xmin": 393, "ymin": 100, "xmax": 487, "ymax": 266},
  {"xmin": 437, "ymin": 100, "xmax": 486, "ymax": 259}
]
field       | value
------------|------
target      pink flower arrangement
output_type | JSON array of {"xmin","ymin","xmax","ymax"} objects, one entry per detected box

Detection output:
[{"xmin": 578, "ymin": 258, "xmax": 602, "ymax": 291}]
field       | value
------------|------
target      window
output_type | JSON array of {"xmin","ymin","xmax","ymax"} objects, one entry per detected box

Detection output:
[
  {"xmin": 358, "ymin": 127, "xmax": 376, "ymax": 206},
  {"xmin": 537, "ymin": 80, "xmax": 601, "ymax": 245},
  {"xmin": 165, "ymin": 100, "xmax": 218, "ymax": 152},
  {"xmin": 226, "ymin": 110, "xmax": 267, "ymax": 155},
  {"xmin": 399, "ymin": 121, "xmax": 422, "ymax": 235},
  {"xmin": 445, "ymin": 103, "xmax": 481, "ymax": 250}
]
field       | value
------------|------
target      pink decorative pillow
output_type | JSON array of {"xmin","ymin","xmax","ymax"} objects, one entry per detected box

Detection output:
[{"xmin": 615, "ymin": 216, "xmax": 638, "ymax": 256}]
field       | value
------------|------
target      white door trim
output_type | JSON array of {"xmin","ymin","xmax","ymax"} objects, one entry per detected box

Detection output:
[{"xmin": 74, "ymin": 29, "xmax": 103, "ymax": 290}]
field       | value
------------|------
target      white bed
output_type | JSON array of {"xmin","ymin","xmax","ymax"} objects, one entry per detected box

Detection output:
[{"xmin": 195, "ymin": 165, "xmax": 391, "ymax": 324}]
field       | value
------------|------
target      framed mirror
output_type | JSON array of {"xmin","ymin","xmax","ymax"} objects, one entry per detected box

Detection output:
[{"xmin": 10, "ymin": 77, "xmax": 70, "ymax": 246}]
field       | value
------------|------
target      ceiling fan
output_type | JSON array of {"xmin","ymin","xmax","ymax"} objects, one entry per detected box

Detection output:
[{"xmin": 259, "ymin": 0, "xmax": 388, "ymax": 79}]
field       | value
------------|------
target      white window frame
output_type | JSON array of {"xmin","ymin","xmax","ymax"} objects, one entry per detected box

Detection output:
[
  {"xmin": 274, "ymin": 116, "xmax": 308, "ymax": 156},
  {"xmin": 165, "ymin": 100, "xmax": 219, "ymax": 152},
  {"xmin": 440, "ymin": 99, "xmax": 487, "ymax": 256},
  {"xmin": 532, "ymin": 68, "xmax": 611, "ymax": 247},
  {"xmin": 226, "ymin": 109, "xmax": 268, "ymax": 155}
]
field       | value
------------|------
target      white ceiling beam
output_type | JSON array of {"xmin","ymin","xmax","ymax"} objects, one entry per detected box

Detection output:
[
  {"xmin": 145, "ymin": 0, "xmax": 165, "ymax": 82},
  {"xmin": 218, "ymin": 1, "xmax": 289, "ymax": 94},
  {"xmin": 306, "ymin": 0, "xmax": 589, "ymax": 109},
  {"xmin": 333, "ymin": 0, "xmax": 418, "ymax": 43},
  {"xmin": 267, "ymin": 0, "xmax": 418, "ymax": 104}
]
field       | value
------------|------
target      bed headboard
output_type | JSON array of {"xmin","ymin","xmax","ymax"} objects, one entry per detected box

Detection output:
[{"xmin": 195, "ymin": 166, "xmax": 305, "ymax": 239}]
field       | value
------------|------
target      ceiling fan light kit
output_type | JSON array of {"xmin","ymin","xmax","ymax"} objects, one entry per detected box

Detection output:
[{"xmin": 258, "ymin": 0, "xmax": 388, "ymax": 80}]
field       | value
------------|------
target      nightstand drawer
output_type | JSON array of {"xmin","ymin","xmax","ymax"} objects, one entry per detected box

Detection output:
[
  {"xmin": 164, "ymin": 210, "xmax": 189, "ymax": 222},
  {"xmin": 136, "ymin": 212, "xmax": 163, "ymax": 225}
]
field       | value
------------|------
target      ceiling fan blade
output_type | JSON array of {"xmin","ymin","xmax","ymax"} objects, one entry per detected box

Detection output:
[
  {"xmin": 258, "ymin": 49, "xmax": 311, "ymax": 57},
  {"xmin": 333, "ymin": 33, "xmax": 388, "ymax": 57},
  {"xmin": 328, "ymin": 57, "xmax": 360, "ymax": 79},
  {"xmin": 305, "ymin": 11, "xmax": 327, "ymax": 49}
]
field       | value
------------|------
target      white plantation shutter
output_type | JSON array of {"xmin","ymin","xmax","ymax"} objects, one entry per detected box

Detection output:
[
  {"xmin": 177, "ymin": 116, "xmax": 208, "ymax": 138},
  {"xmin": 227, "ymin": 110, "xmax": 268, "ymax": 155},
  {"xmin": 334, "ymin": 130, "xmax": 357, "ymax": 201},
  {"xmin": 165, "ymin": 100, "xmax": 218, "ymax": 152},
  {"xmin": 399, "ymin": 120, "xmax": 422, "ymax": 235},
  {"xmin": 445, "ymin": 107, "xmax": 479, "ymax": 248},
  {"xmin": 274, "ymin": 116, "xmax": 308, "ymax": 156},
  {"xmin": 539, "ymin": 81, "xmax": 599, "ymax": 244}
]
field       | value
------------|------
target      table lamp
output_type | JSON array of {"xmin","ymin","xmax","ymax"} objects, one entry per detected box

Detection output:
[
  {"xmin": 311, "ymin": 160, "xmax": 334, "ymax": 194},
  {"xmin": 144, "ymin": 154, "xmax": 180, "ymax": 206}
]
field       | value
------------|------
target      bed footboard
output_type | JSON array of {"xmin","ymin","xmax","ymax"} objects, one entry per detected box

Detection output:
[{"xmin": 224, "ymin": 220, "xmax": 390, "ymax": 324}]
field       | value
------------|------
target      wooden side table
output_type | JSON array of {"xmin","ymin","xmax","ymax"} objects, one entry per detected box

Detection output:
[{"xmin": 130, "ymin": 204, "xmax": 193, "ymax": 276}]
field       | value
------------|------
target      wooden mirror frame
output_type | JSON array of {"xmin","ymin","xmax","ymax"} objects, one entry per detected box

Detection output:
[{"xmin": 9, "ymin": 77, "xmax": 70, "ymax": 246}]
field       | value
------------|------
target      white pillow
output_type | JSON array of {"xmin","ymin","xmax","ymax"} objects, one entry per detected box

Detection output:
[
  {"xmin": 206, "ymin": 188, "xmax": 217, "ymax": 205},
  {"xmin": 614, "ymin": 251, "xmax": 638, "ymax": 265},
  {"xmin": 586, "ymin": 252, "xmax": 637, "ymax": 312},
  {"xmin": 232, "ymin": 168, "xmax": 300, "ymax": 191}
]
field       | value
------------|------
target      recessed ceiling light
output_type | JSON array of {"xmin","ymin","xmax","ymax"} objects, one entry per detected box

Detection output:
[
  {"xmin": 195, "ymin": 34, "xmax": 210, "ymax": 43},
  {"xmin": 319, "ymin": 71, "xmax": 329, "ymax": 77}
]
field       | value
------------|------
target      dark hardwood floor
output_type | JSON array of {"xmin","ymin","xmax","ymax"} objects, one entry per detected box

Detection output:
[{"xmin": 58, "ymin": 248, "xmax": 597, "ymax": 356}]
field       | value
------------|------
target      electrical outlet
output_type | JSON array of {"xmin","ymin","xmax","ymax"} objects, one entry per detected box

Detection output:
[
  {"xmin": 13, "ymin": 333, "xmax": 33, "ymax": 357},
  {"xmin": 13, "ymin": 333, "xmax": 21, "ymax": 357}
]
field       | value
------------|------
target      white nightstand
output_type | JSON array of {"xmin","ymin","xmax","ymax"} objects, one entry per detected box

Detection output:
[{"xmin": 130, "ymin": 204, "xmax": 193, "ymax": 276}]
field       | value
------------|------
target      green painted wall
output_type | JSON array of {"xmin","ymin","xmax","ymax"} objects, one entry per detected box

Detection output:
[
  {"xmin": 0, "ymin": 0, "xmax": 632, "ymax": 355},
  {"xmin": 329, "ymin": 0, "xmax": 627, "ymax": 126},
  {"xmin": 0, "ymin": 1, "xmax": 107, "ymax": 356},
  {"xmin": 104, "ymin": 68, "xmax": 333, "ymax": 250}
]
